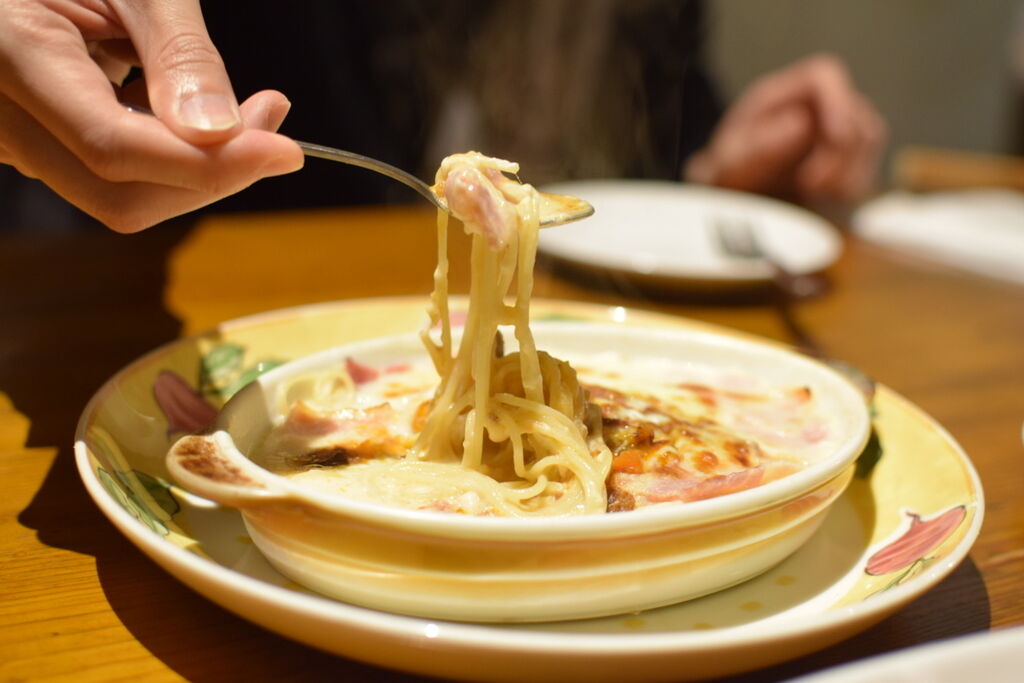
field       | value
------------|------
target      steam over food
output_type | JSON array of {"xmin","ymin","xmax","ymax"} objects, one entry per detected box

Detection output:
[{"xmin": 253, "ymin": 152, "xmax": 824, "ymax": 517}]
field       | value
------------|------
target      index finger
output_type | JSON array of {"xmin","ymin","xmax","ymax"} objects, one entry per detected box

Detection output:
[
  {"xmin": 1, "ymin": 16, "xmax": 299, "ymax": 192},
  {"xmin": 112, "ymin": 0, "xmax": 243, "ymax": 146}
]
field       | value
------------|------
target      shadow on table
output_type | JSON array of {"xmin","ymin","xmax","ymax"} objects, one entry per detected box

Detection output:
[
  {"xmin": 6, "ymin": 218, "xmax": 440, "ymax": 682},
  {"xmin": 11, "ymin": 220, "xmax": 192, "ymax": 559},
  {"xmin": 94, "ymin": 535, "xmax": 438, "ymax": 682}
]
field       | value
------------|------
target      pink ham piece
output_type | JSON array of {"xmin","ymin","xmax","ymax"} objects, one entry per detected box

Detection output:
[
  {"xmin": 345, "ymin": 357, "xmax": 379, "ymax": 384},
  {"xmin": 283, "ymin": 401, "xmax": 395, "ymax": 438},
  {"xmin": 611, "ymin": 460, "xmax": 799, "ymax": 508},
  {"xmin": 434, "ymin": 152, "xmax": 526, "ymax": 251},
  {"xmin": 442, "ymin": 166, "xmax": 518, "ymax": 249},
  {"xmin": 641, "ymin": 466, "xmax": 767, "ymax": 503}
]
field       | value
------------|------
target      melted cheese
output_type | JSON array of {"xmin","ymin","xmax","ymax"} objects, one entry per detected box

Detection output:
[{"xmin": 254, "ymin": 347, "xmax": 829, "ymax": 515}]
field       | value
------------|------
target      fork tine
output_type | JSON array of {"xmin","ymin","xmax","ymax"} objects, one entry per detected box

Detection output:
[{"xmin": 712, "ymin": 218, "xmax": 761, "ymax": 259}]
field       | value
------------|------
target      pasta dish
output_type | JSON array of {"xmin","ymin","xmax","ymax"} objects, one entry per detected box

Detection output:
[{"xmin": 253, "ymin": 153, "xmax": 821, "ymax": 517}]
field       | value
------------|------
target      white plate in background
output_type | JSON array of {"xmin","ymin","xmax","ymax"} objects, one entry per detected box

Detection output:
[
  {"xmin": 791, "ymin": 626, "xmax": 1024, "ymax": 683},
  {"xmin": 538, "ymin": 180, "xmax": 842, "ymax": 287},
  {"xmin": 852, "ymin": 189, "xmax": 1024, "ymax": 285}
]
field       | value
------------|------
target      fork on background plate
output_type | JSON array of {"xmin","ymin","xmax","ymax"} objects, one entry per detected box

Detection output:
[
  {"xmin": 711, "ymin": 217, "xmax": 823, "ymax": 356},
  {"xmin": 711, "ymin": 218, "xmax": 823, "ymax": 299},
  {"xmin": 710, "ymin": 218, "xmax": 876, "ymax": 401}
]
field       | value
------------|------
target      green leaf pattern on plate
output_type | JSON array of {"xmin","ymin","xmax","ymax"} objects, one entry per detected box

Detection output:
[
  {"xmin": 854, "ymin": 425, "xmax": 884, "ymax": 479},
  {"xmin": 223, "ymin": 359, "xmax": 286, "ymax": 398},
  {"xmin": 104, "ymin": 342, "xmax": 292, "ymax": 539},
  {"xmin": 199, "ymin": 342, "xmax": 285, "ymax": 401},
  {"xmin": 97, "ymin": 467, "xmax": 176, "ymax": 536}
]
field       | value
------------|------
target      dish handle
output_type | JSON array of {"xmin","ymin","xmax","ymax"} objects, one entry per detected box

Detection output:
[{"xmin": 166, "ymin": 431, "xmax": 290, "ymax": 508}]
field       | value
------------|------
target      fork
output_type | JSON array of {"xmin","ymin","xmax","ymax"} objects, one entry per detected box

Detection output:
[
  {"xmin": 300, "ymin": 142, "xmax": 595, "ymax": 228},
  {"xmin": 119, "ymin": 103, "xmax": 593, "ymax": 228},
  {"xmin": 711, "ymin": 218, "xmax": 822, "ymax": 299},
  {"xmin": 712, "ymin": 217, "xmax": 823, "ymax": 353}
]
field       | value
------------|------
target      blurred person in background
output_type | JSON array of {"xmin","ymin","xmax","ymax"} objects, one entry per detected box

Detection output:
[{"xmin": 0, "ymin": 0, "xmax": 885, "ymax": 233}]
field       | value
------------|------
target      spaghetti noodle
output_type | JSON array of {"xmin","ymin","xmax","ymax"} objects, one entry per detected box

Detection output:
[
  {"xmin": 411, "ymin": 152, "xmax": 611, "ymax": 515},
  {"xmin": 257, "ymin": 152, "xmax": 611, "ymax": 517}
]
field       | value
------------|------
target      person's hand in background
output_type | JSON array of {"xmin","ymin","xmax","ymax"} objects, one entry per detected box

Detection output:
[
  {"xmin": 686, "ymin": 53, "xmax": 887, "ymax": 204},
  {"xmin": 0, "ymin": 0, "xmax": 303, "ymax": 232}
]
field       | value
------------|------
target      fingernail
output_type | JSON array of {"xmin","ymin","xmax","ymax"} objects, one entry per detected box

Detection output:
[
  {"xmin": 179, "ymin": 93, "xmax": 241, "ymax": 131},
  {"xmin": 271, "ymin": 98, "xmax": 292, "ymax": 126},
  {"xmin": 262, "ymin": 98, "xmax": 292, "ymax": 132}
]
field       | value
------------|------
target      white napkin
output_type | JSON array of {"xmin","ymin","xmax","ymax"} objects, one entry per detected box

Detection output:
[{"xmin": 852, "ymin": 189, "xmax": 1024, "ymax": 285}]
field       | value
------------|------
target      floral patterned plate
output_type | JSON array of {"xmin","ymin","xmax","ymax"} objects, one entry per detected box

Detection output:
[{"xmin": 73, "ymin": 297, "xmax": 983, "ymax": 683}]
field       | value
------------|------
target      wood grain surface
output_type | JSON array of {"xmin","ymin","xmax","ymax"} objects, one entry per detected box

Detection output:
[{"xmin": 2, "ymin": 204, "xmax": 1021, "ymax": 682}]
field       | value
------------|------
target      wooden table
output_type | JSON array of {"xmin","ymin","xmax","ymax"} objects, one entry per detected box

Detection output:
[{"xmin": 2, "ymin": 204, "xmax": 1022, "ymax": 681}]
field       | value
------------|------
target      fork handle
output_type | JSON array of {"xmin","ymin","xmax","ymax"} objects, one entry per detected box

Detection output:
[
  {"xmin": 120, "ymin": 100, "xmax": 444, "ymax": 210},
  {"xmin": 295, "ymin": 141, "xmax": 443, "ymax": 210}
]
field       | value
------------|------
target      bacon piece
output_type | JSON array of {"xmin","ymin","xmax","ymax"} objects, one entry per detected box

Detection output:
[
  {"xmin": 284, "ymin": 401, "xmax": 394, "ymax": 437},
  {"xmin": 647, "ymin": 467, "xmax": 766, "ymax": 503},
  {"xmin": 345, "ymin": 357, "xmax": 379, "ymax": 384},
  {"xmin": 265, "ymin": 401, "xmax": 412, "ymax": 473},
  {"xmin": 610, "ymin": 449, "xmax": 646, "ymax": 474},
  {"xmin": 609, "ymin": 466, "xmax": 768, "ymax": 506},
  {"xmin": 442, "ymin": 165, "xmax": 519, "ymax": 249}
]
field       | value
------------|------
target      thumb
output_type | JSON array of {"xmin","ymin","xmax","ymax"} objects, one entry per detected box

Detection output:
[{"xmin": 118, "ymin": 0, "xmax": 241, "ymax": 145}]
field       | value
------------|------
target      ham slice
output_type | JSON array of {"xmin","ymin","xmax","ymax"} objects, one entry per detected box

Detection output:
[{"xmin": 434, "ymin": 152, "xmax": 527, "ymax": 250}]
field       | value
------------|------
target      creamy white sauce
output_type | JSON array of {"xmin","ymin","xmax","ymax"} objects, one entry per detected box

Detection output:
[{"xmin": 255, "ymin": 348, "xmax": 836, "ymax": 514}]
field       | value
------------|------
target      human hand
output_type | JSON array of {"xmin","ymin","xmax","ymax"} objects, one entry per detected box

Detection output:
[
  {"xmin": 0, "ymin": 0, "xmax": 304, "ymax": 232},
  {"xmin": 685, "ymin": 53, "xmax": 887, "ymax": 204}
]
